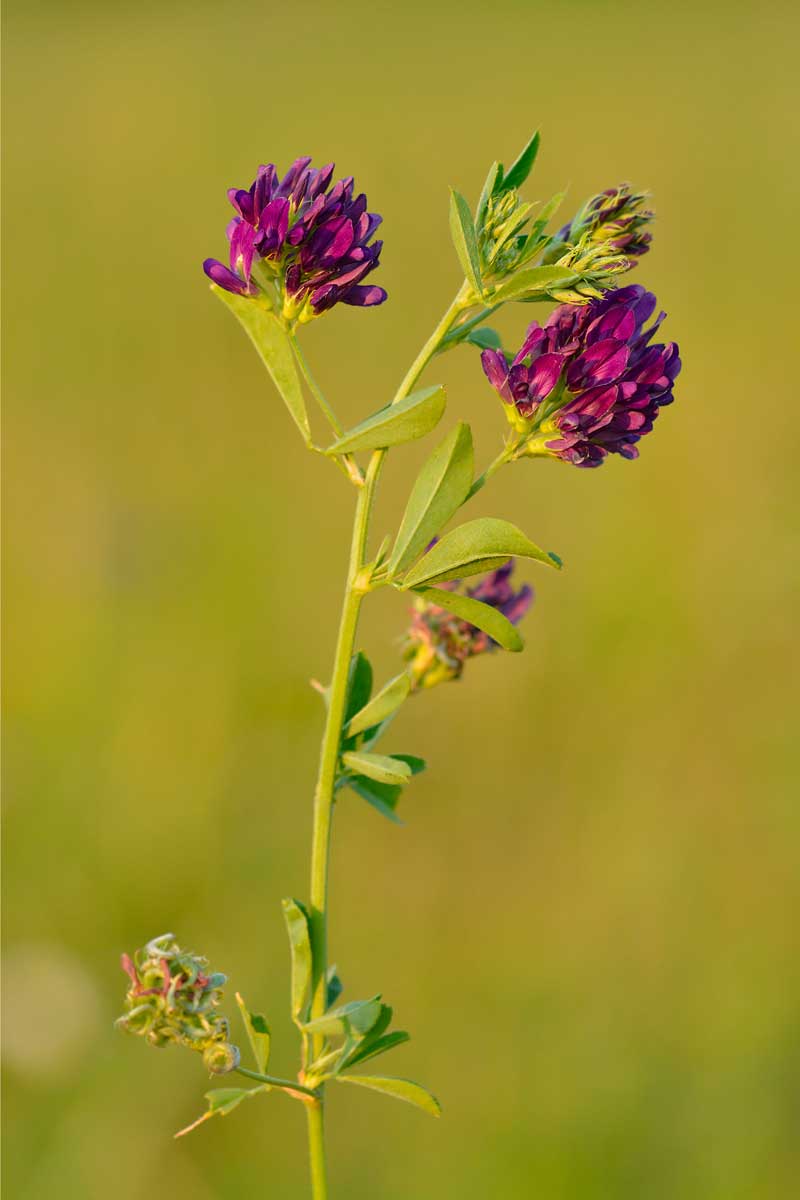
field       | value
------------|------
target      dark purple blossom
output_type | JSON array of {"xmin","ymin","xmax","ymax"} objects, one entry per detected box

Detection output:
[
  {"xmin": 203, "ymin": 158, "xmax": 386, "ymax": 317},
  {"xmin": 404, "ymin": 562, "xmax": 533, "ymax": 689},
  {"xmin": 480, "ymin": 285, "xmax": 681, "ymax": 467},
  {"xmin": 556, "ymin": 184, "xmax": 654, "ymax": 260}
]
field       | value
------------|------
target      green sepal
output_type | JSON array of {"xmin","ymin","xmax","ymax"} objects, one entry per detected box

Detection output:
[
  {"xmin": 235, "ymin": 993, "xmax": 271, "ymax": 1075},
  {"xmin": 281, "ymin": 898, "xmax": 312, "ymax": 1022},
  {"xmin": 399, "ymin": 517, "xmax": 562, "ymax": 589},
  {"xmin": 174, "ymin": 1084, "xmax": 269, "ymax": 1138},
  {"xmin": 326, "ymin": 386, "xmax": 446, "ymax": 455},
  {"xmin": 499, "ymin": 130, "xmax": 541, "ymax": 191},
  {"xmin": 341, "ymin": 751, "xmax": 412, "ymax": 787},
  {"xmin": 346, "ymin": 673, "xmax": 410, "ymax": 738},
  {"xmin": 387, "ymin": 422, "xmax": 474, "ymax": 577},
  {"xmin": 336, "ymin": 1074, "xmax": 441, "ymax": 1117},
  {"xmin": 411, "ymin": 586, "xmax": 524, "ymax": 652},
  {"xmin": 210, "ymin": 287, "xmax": 310, "ymax": 444},
  {"xmin": 449, "ymin": 189, "xmax": 483, "ymax": 295}
]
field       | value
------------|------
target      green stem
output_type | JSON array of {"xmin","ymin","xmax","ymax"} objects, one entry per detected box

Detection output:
[
  {"xmin": 291, "ymin": 332, "xmax": 364, "ymax": 486},
  {"xmin": 302, "ymin": 282, "xmax": 470, "ymax": 1198},
  {"xmin": 466, "ymin": 443, "xmax": 514, "ymax": 500},
  {"xmin": 306, "ymin": 1100, "xmax": 328, "ymax": 1200},
  {"xmin": 236, "ymin": 1066, "xmax": 319, "ymax": 1099},
  {"xmin": 290, "ymin": 332, "xmax": 344, "ymax": 437}
]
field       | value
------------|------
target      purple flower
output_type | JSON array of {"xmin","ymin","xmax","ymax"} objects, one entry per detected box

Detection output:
[
  {"xmin": 203, "ymin": 158, "xmax": 387, "ymax": 318},
  {"xmin": 404, "ymin": 562, "xmax": 533, "ymax": 689},
  {"xmin": 481, "ymin": 285, "xmax": 681, "ymax": 467},
  {"xmin": 556, "ymin": 184, "xmax": 654, "ymax": 260}
]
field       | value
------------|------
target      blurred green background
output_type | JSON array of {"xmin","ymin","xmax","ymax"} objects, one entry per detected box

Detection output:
[{"xmin": 4, "ymin": 0, "xmax": 799, "ymax": 1196}]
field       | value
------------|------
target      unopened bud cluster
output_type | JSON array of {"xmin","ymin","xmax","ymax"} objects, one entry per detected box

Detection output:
[
  {"xmin": 116, "ymin": 934, "xmax": 240, "ymax": 1074},
  {"xmin": 404, "ymin": 565, "xmax": 533, "ymax": 689}
]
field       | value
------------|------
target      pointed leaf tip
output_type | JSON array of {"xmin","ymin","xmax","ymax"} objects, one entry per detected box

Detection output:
[
  {"xmin": 337, "ymin": 1074, "xmax": 441, "ymax": 1116},
  {"xmin": 326, "ymin": 386, "xmax": 446, "ymax": 455}
]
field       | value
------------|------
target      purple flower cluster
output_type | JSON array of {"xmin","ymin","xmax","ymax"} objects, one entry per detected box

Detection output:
[
  {"xmin": 557, "ymin": 184, "xmax": 654, "ymax": 260},
  {"xmin": 405, "ymin": 563, "xmax": 533, "ymax": 689},
  {"xmin": 203, "ymin": 158, "xmax": 386, "ymax": 317},
  {"xmin": 481, "ymin": 285, "xmax": 681, "ymax": 467}
]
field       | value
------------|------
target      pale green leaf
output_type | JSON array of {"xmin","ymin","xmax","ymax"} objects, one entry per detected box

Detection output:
[
  {"xmin": 304, "ymin": 997, "xmax": 383, "ymax": 1039},
  {"xmin": 342, "ymin": 751, "xmax": 411, "ymax": 787},
  {"xmin": 475, "ymin": 160, "xmax": 502, "ymax": 228},
  {"xmin": 174, "ymin": 1085, "xmax": 269, "ymax": 1138},
  {"xmin": 337, "ymin": 1074, "xmax": 441, "ymax": 1117},
  {"xmin": 400, "ymin": 517, "xmax": 562, "ymax": 589},
  {"xmin": 489, "ymin": 265, "xmax": 577, "ymax": 305},
  {"xmin": 326, "ymin": 386, "xmax": 446, "ymax": 455},
  {"xmin": 411, "ymin": 586, "xmax": 524, "ymax": 652},
  {"xmin": 281, "ymin": 898, "xmax": 312, "ymax": 1021},
  {"xmin": 449, "ymin": 189, "xmax": 483, "ymax": 295},
  {"xmin": 211, "ymin": 287, "xmax": 310, "ymax": 443},
  {"xmin": 346, "ymin": 673, "xmax": 411, "ymax": 737},
  {"xmin": 388, "ymin": 423, "xmax": 474, "ymax": 577},
  {"xmin": 235, "ymin": 993, "xmax": 271, "ymax": 1075}
]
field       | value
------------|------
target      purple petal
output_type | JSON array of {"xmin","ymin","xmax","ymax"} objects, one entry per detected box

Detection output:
[
  {"xmin": 341, "ymin": 284, "xmax": 387, "ymax": 307},
  {"xmin": 203, "ymin": 259, "xmax": 256, "ymax": 296}
]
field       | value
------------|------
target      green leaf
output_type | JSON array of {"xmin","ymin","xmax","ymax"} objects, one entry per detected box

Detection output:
[
  {"xmin": 342, "ymin": 751, "xmax": 412, "ymax": 787},
  {"xmin": 500, "ymin": 130, "xmax": 541, "ymax": 191},
  {"xmin": 211, "ymin": 288, "xmax": 310, "ymax": 443},
  {"xmin": 304, "ymin": 997, "xmax": 383, "ymax": 1039},
  {"xmin": 326, "ymin": 386, "xmax": 446, "ymax": 455},
  {"xmin": 235, "ymin": 993, "xmax": 271, "ymax": 1075},
  {"xmin": 326, "ymin": 965, "xmax": 343, "ymax": 1009},
  {"xmin": 337, "ymin": 1074, "xmax": 441, "ymax": 1117},
  {"xmin": 281, "ymin": 898, "xmax": 312, "ymax": 1021},
  {"xmin": 345, "ymin": 775, "xmax": 403, "ymax": 824},
  {"xmin": 346, "ymin": 673, "xmax": 411, "ymax": 738},
  {"xmin": 465, "ymin": 327, "xmax": 503, "ymax": 351},
  {"xmin": 400, "ymin": 517, "xmax": 562, "ymax": 589},
  {"xmin": 343, "ymin": 1031, "xmax": 410, "ymax": 1069},
  {"xmin": 344, "ymin": 652, "xmax": 373, "ymax": 724},
  {"xmin": 449, "ymin": 189, "xmax": 483, "ymax": 295},
  {"xmin": 411, "ymin": 586, "xmax": 524, "ymax": 652},
  {"xmin": 489, "ymin": 265, "xmax": 577, "ymax": 305},
  {"xmin": 523, "ymin": 191, "xmax": 566, "ymax": 252},
  {"xmin": 388, "ymin": 423, "xmax": 475, "ymax": 577},
  {"xmin": 174, "ymin": 1085, "xmax": 269, "ymax": 1138},
  {"xmin": 475, "ymin": 160, "xmax": 502, "ymax": 228},
  {"xmin": 390, "ymin": 754, "xmax": 426, "ymax": 775}
]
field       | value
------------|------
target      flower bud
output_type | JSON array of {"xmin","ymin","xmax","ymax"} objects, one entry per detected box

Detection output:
[
  {"xmin": 403, "ymin": 567, "xmax": 533, "ymax": 690},
  {"xmin": 203, "ymin": 1041, "xmax": 241, "ymax": 1075}
]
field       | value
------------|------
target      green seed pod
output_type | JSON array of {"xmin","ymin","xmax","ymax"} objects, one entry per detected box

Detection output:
[{"xmin": 202, "ymin": 1041, "xmax": 241, "ymax": 1075}]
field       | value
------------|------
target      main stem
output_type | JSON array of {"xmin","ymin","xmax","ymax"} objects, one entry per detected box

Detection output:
[{"xmin": 302, "ymin": 284, "xmax": 470, "ymax": 1198}]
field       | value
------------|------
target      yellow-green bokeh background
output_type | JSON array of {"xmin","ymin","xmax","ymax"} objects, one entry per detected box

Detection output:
[{"xmin": 4, "ymin": 1, "xmax": 799, "ymax": 1196}]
